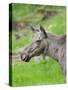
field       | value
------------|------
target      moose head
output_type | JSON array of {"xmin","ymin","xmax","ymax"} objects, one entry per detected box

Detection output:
[
  {"xmin": 20, "ymin": 25, "xmax": 66, "ymax": 82},
  {"xmin": 21, "ymin": 25, "xmax": 49, "ymax": 62}
]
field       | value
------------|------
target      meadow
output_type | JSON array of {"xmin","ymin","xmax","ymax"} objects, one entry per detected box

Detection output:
[{"xmin": 9, "ymin": 4, "xmax": 66, "ymax": 86}]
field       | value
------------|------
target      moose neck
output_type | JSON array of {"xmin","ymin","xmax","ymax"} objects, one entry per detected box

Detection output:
[
  {"xmin": 44, "ymin": 32, "xmax": 66, "ymax": 61},
  {"xmin": 46, "ymin": 40, "xmax": 59, "ymax": 61}
]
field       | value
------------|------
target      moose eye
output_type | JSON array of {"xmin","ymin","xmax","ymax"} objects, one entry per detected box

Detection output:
[
  {"xmin": 36, "ymin": 40, "xmax": 41, "ymax": 44},
  {"xmin": 36, "ymin": 29, "xmax": 39, "ymax": 32}
]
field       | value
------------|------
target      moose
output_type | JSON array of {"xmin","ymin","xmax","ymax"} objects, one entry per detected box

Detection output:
[{"xmin": 21, "ymin": 25, "xmax": 66, "ymax": 83}]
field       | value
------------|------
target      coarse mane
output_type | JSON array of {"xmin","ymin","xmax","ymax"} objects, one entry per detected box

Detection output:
[{"xmin": 47, "ymin": 32, "xmax": 66, "ymax": 44}]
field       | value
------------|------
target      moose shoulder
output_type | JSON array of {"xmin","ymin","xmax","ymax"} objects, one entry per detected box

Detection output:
[{"xmin": 21, "ymin": 25, "xmax": 66, "ymax": 83}]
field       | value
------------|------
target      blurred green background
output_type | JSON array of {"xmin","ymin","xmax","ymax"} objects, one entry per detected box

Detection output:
[{"xmin": 9, "ymin": 4, "xmax": 66, "ymax": 86}]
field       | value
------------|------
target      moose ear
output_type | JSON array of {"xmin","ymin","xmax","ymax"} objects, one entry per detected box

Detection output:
[
  {"xmin": 40, "ymin": 25, "xmax": 47, "ymax": 38},
  {"xmin": 30, "ymin": 25, "xmax": 36, "ymax": 32}
]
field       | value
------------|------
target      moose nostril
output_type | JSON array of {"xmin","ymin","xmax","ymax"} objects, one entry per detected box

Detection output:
[
  {"xmin": 21, "ymin": 53, "xmax": 29, "ymax": 61},
  {"xmin": 22, "ymin": 54, "xmax": 26, "ymax": 59},
  {"xmin": 21, "ymin": 54, "xmax": 25, "ymax": 60}
]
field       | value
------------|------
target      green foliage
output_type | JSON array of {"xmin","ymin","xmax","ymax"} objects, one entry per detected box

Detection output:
[
  {"xmin": 41, "ymin": 12, "xmax": 66, "ymax": 35},
  {"xmin": 10, "ymin": 4, "xmax": 66, "ymax": 86},
  {"xmin": 12, "ymin": 31, "xmax": 32, "ymax": 52},
  {"xmin": 12, "ymin": 57, "xmax": 64, "ymax": 86}
]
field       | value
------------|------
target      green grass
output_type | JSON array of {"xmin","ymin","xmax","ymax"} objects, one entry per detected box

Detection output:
[
  {"xmin": 12, "ymin": 57, "xmax": 64, "ymax": 86},
  {"xmin": 9, "ymin": 4, "xmax": 66, "ymax": 86}
]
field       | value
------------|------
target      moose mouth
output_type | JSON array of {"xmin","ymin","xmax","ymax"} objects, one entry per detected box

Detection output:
[
  {"xmin": 23, "ymin": 57, "xmax": 31, "ymax": 62},
  {"xmin": 21, "ymin": 53, "xmax": 31, "ymax": 62}
]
